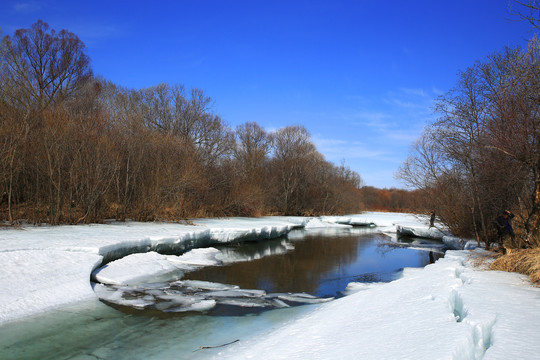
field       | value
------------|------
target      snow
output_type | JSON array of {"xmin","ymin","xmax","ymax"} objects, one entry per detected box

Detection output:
[
  {"xmin": 0, "ymin": 213, "xmax": 539, "ymax": 360},
  {"xmin": 92, "ymin": 251, "xmax": 186, "ymax": 285},
  {"xmin": 0, "ymin": 250, "xmax": 102, "ymax": 324},
  {"xmin": 396, "ymin": 223, "xmax": 448, "ymax": 239},
  {"xmin": 304, "ymin": 217, "xmax": 352, "ymax": 229}
]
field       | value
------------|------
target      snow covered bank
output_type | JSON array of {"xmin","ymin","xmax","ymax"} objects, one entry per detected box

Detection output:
[{"xmin": 215, "ymin": 250, "xmax": 540, "ymax": 360}]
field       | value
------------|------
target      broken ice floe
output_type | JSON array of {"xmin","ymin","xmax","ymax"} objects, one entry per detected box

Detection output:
[{"xmin": 93, "ymin": 280, "xmax": 333, "ymax": 314}]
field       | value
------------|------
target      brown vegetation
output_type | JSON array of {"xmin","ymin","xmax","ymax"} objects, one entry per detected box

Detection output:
[
  {"xmin": 491, "ymin": 248, "xmax": 540, "ymax": 285},
  {"xmin": 0, "ymin": 21, "xmax": 365, "ymax": 224},
  {"xmin": 359, "ymin": 186, "xmax": 429, "ymax": 213}
]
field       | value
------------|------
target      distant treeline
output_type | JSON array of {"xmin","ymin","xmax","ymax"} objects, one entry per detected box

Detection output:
[
  {"xmin": 359, "ymin": 187, "xmax": 428, "ymax": 213},
  {"xmin": 0, "ymin": 20, "xmax": 373, "ymax": 224},
  {"xmin": 398, "ymin": 36, "xmax": 540, "ymax": 249}
]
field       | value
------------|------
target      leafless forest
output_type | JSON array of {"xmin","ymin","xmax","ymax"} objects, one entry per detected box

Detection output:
[{"xmin": 0, "ymin": 20, "xmax": 373, "ymax": 224}]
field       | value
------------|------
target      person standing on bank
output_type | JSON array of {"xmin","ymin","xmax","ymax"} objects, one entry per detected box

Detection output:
[
  {"xmin": 495, "ymin": 210, "xmax": 515, "ymax": 251},
  {"xmin": 429, "ymin": 210, "xmax": 436, "ymax": 228}
]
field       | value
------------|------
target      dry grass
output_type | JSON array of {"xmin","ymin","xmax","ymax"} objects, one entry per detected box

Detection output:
[{"xmin": 490, "ymin": 248, "xmax": 540, "ymax": 285}]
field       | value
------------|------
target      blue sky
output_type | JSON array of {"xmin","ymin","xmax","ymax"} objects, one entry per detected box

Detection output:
[{"xmin": 1, "ymin": 1, "xmax": 537, "ymax": 188}]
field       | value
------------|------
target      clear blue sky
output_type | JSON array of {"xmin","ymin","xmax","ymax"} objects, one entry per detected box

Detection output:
[{"xmin": 1, "ymin": 1, "xmax": 537, "ymax": 188}]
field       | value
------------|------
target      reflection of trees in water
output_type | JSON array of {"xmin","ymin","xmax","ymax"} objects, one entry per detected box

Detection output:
[{"xmin": 186, "ymin": 234, "xmax": 369, "ymax": 294}]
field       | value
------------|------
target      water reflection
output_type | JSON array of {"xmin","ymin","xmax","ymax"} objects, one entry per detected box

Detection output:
[{"xmin": 185, "ymin": 229, "xmax": 443, "ymax": 299}]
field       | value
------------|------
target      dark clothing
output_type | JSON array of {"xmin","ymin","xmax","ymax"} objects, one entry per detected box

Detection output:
[
  {"xmin": 429, "ymin": 211, "xmax": 436, "ymax": 228},
  {"xmin": 495, "ymin": 211, "xmax": 515, "ymax": 246}
]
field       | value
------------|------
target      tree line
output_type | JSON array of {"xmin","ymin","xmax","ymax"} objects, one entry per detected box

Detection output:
[
  {"xmin": 0, "ymin": 20, "xmax": 364, "ymax": 224},
  {"xmin": 398, "ymin": 35, "xmax": 540, "ymax": 249}
]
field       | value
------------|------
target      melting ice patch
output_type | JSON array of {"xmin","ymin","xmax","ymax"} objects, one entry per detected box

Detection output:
[{"xmin": 94, "ymin": 280, "xmax": 333, "ymax": 314}]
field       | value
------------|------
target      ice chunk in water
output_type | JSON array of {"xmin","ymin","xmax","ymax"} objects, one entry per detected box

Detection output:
[
  {"xmin": 93, "ymin": 283, "xmax": 154, "ymax": 308},
  {"xmin": 269, "ymin": 298, "xmax": 290, "ymax": 308},
  {"xmin": 205, "ymin": 289, "xmax": 266, "ymax": 298},
  {"xmin": 267, "ymin": 292, "xmax": 317, "ymax": 299},
  {"xmin": 163, "ymin": 299, "xmax": 216, "ymax": 313},
  {"xmin": 156, "ymin": 294, "xmax": 205, "ymax": 305},
  {"xmin": 276, "ymin": 294, "xmax": 334, "ymax": 304},
  {"xmin": 171, "ymin": 280, "xmax": 239, "ymax": 291},
  {"xmin": 216, "ymin": 298, "xmax": 272, "ymax": 308}
]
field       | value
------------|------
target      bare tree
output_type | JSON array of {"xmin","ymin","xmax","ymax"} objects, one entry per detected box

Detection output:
[
  {"xmin": 0, "ymin": 20, "xmax": 92, "ymax": 116},
  {"xmin": 510, "ymin": 0, "xmax": 540, "ymax": 30}
]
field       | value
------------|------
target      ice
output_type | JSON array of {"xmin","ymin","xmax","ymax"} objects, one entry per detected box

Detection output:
[
  {"xmin": 275, "ymin": 294, "xmax": 334, "ymax": 304},
  {"xmin": 269, "ymin": 298, "xmax": 290, "ymax": 308},
  {"xmin": 443, "ymin": 236, "xmax": 469, "ymax": 250},
  {"xmin": 166, "ymin": 247, "xmax": 222, "ymax": 267},
  {"xmin": 163, "ymin": 299, "xmax": 216, "ymax": 313},
  {"xmin": 320, "ymin": 212, "xmax": 446, "ymax": 237},
  {"xmin": 464, "ymin": 240, "xmax": 481, "ymax": 250},
  {"xmin": 92, "ymin": 283, "xmax": 153, "ymax": 309},
  {"xmin": 443, "ymin": 236, "xmax": 483, "ymax": 250},
  {"xmin": 267, "ymin": 292, "xmax": 317, "ymax": 299},
  {"xmin": 304, "ymin": 218, "xmax": 352, "ymax": 229},
  {"xmin": 216, "ymin": 298, "xmax": 272, "ymax": 308},
  {"xmin": 205, "ymin": 289, "xmax": 266, "ymax": 298},
  {"xmin": 92, "ymin": 251, "xmax": 184, "ymax": 285},
  {"xmin": 191, "ymin": 217, "xmax": 299, "ymax": 243},
  {"xmin": 171, "ymin": 280, "xmax": 239, "ymax": 291},
  {"xmin": 396, "ymin": 224, "xmax": 448, "ymax": 240},
  {"xmin": 92, "ymin": 277, "xmax": 332, "ymax": 314},
  {"xmin": 155, "ymin": 294, "xmax": 205, "ymax": 304}
]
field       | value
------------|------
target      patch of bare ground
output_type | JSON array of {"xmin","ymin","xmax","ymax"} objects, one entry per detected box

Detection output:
[{"xmin": 490, "ymin": 248, "xmax": 540, "ymax": 286}]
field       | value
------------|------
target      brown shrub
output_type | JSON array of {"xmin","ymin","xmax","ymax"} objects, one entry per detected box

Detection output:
[{"xmin": 490, "ymin": 248, "xmax": 540, "ymax": 285}]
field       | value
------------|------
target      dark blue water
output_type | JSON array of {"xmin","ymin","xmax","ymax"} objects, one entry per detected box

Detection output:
[{"xmin": 185, "ymin": 228, "xmax": 443, "ymax": 299}]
